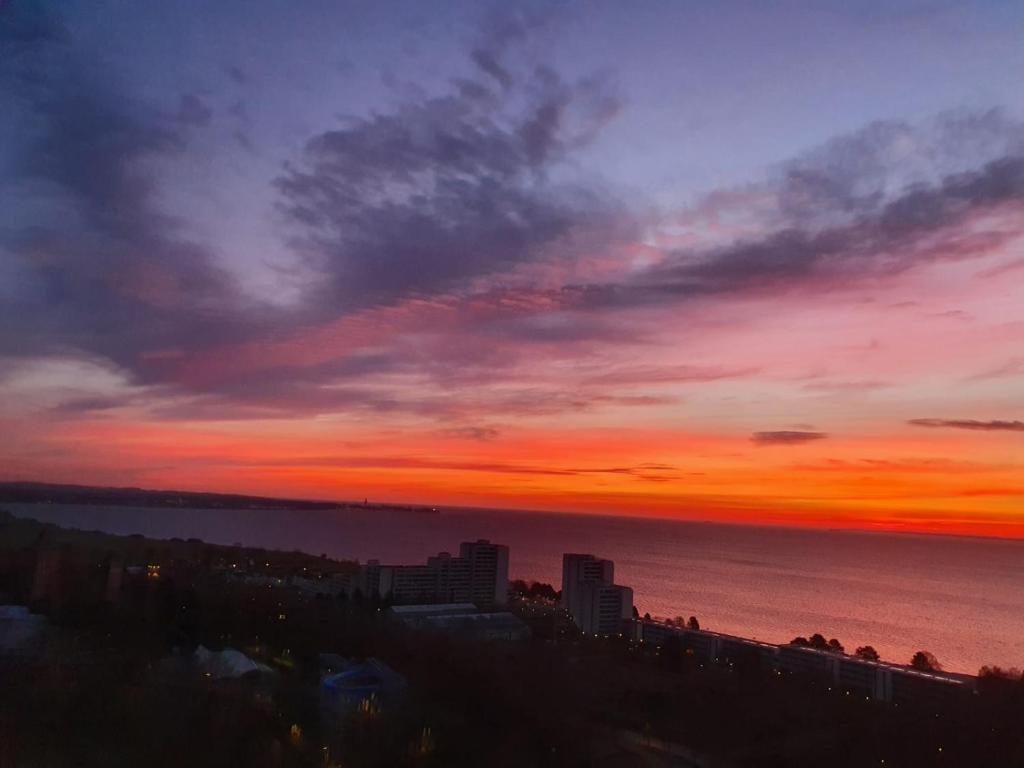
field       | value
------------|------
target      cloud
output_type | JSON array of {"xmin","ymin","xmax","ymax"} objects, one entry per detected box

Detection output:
[
  {"xmin": 0, "ymin": 2, "xmax": 251, "ymax": 377},
  {"xmin": 751, "ymin": 431, "xmax": 828, "ymax": 446},
  {"xmin": 47, "ymin": 396, "xmax": 128, "ymax": 417},
  {"xmin": 218, "ymin": 454, "xmax": 683, "ymax": 482},
  {"xmin": 579, "ymin": 153, "xmax": 1024, "ymax": 309},
  {"xmin": 2, "ymin": 3, "xmax": 1022, "ymax": 432},
  {"xmin": 966, "ymin": 357, "xmax": 1024, "ymax": 381},
  {"xmin": 790, "ymin": 458, "xmax": 1009, "ymax": 474},
  {"xmin": 176, "ymin": 93, "xmax": 212, "ymax": 126},
  {"xmin": 176, "ymin": 106, "xmax": 1024, "ymax": 417},
  {"xmin": 802, "ymin": 379, "xmax": 890, "ymax": 393},
  {"xmin": 585, "ymin": 365, "xmax": 758, "ymax": 387},
  {"xmin": 976, "ymin": 257, "xmax": 1024, "ymax": 279},
  {"xmin": 908, "ymin": 419, "xmax": 1024, "ymax": 432},
  {"xmin": 439, "ymin": 426, "xmax": 501, "ymax": 441},
  {"xmin": 468, "ymin": 9, "xmax": 542, "ymax": 90},
  {"xmin": 773, "ymin": 110, "xmax": 1024, "ymax": 227},
  {"xmin": 274, "ymin": 24, "xmax": 625, "ymax": 311}
]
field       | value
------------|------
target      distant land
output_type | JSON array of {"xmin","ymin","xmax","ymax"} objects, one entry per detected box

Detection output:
[{"xmin": 0, "ymin": 481, "xmax": 438, "ymax": 514}]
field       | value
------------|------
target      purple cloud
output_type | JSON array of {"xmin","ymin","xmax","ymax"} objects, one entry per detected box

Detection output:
[
  {"xmin": 752, "ymin": 431, "xmax": 829, "ymax": 446},
  {"xmin": 908, "ymin": 419, "xmax": 1024, "ymax": 432}
]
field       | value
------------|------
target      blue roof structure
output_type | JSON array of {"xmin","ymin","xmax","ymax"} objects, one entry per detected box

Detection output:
[{"xmin": 321, "ymin": 658, "xmax": 406, "ymax": 711}]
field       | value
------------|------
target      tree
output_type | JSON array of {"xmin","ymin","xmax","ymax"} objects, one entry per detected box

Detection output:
[
  {"xmin": 809, "ymin": 633, "xmax": 829, "ymax": 650},
  {"xmin": 827, "ymin": 638, "xmax": 845, "ymax": 655},
  {"xmin": 687, "ymin": 616, "xmax": 700, "ymax": 631},
  {"xmin": 790, "ymin": 636, "xmax": 810, "ymax": 647},
  {"xmin": 910, "ymin": 650, "xmax": 941, "ymax": 672},
  {"xmin": 979, "ymin": 665, "xmax": 1022, "ymax": 681},
  {"xmin": 854, "ymin": 645, "xmax": 880, "ymax": 662},
  {"xmin": 526, "ymin": 581, "xmax": 558, "ymax": 601},
  {"xmin": 632, "ymin": 605, "xmax": 640, "ymax": 619}
]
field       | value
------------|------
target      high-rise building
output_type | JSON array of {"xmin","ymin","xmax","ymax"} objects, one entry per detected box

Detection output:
[
  {"xmin": 561, "ymin": 553, "xmax": 613, "ymax": 622},
  {"xmin": 358, "ymin": 540, "xmax": 509, "ymax": 607},
  {"xmin": 459, "ymin": 539, "xmax": 509, "ymax": 606},
  {"xmin": 426, "ymin": 551, "xmax": 469, "ymax": 602},
  {"xmin": 378, "ymin": 563, "xmax": 441, "ymax": 604},
  {"xmin": 576, "ymin": 582, "xmax": 633, "ymax": 636},
  {"xmin": 561, "ymin": 553, "xmax": 632, "ymax": 636}
]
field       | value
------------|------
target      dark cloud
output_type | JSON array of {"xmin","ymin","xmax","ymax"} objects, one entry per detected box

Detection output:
[
  {"xmin": 46, "ymin": 395, "xmax": 127, "ymax": 417},
  {"xmin": 908, "ymin": 419, "xmax": 1024, "ymax": 432},
  {"xmin": 176, "ymin": 93, "xmax": 212, "ymax": 126},
  {"xmin": 752, "ymin": 431, "xmax": 828, "ymax": 446},
  {"xmin": 576, "ymin": 152, "xmax": 1024, "ymax": 309},
  {"xmin": 3, "ymin": 3, "xmax": 1022, "ymax": 430},
  {"xmin": 775, "ymin": 110, "xmax": 1024, "ymax": 226},
  {"xmin": 440, "ymin": 426, "xmax": 501, "ymax": 441},
  {"xmin": 232, "ymin": 130, "xmax": 255, "ymax": 153},
  {"xmin": 275, "ymin": 29, "xmax": 624, "ymax": 311},
  {"xmin": 146, "ymin": 378, "xmax": 680, "ymax": 423},
  {"xmin": 217, "ymin": 454, "xmax": 681, "ymax": 482},
  {"xmin": 0, "ymin": 3, "xmax": 256, "ymax": 378},
  {"xmin": 470, "ymin": 6, "xmax": 553, "ymax": 90}
]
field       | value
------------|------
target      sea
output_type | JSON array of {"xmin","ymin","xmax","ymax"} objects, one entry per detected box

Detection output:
[{"xmin": 7, "ymin": 502, "xmax": 1023, "ymax": 674}]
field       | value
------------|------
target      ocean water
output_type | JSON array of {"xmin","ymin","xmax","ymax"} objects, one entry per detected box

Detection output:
[{"xmin": 7, "ymin": 502, "xmax": 1024, "ymax": 674}]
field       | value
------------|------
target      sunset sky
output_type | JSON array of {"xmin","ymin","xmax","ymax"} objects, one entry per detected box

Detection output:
[{"xmin": 2, "ymin": 0, "xmax": 1022, "ymax": 537}]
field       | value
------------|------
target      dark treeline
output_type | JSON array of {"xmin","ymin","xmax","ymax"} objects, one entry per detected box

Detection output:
[
  {"xmin": 510, "ymin": 579, "xmax": 560, "ymax": 601},
  {"xmin": 0, "ymin": 481, "xmax": 441, "ymax": 512}
]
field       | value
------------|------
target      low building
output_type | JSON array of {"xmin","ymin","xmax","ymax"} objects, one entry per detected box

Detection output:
[
  {"xmin": 632, "ymin": 618, "xmax": 682, "ymax": 647},
  {"xmin": 718, "ymin": 635, "xmax": 778, "ymax": 666},
  {"xmin": 635, "ymin": 619, "xmax": 773, "ymax": 664},
  {"xmin": 777, "ymin": 644, "xmax": 840, "ymax": 678},
  {"xmin": 633, "ymin": 617, "xmax": 967, "ymax": 705},
  {"xmin": 838, "ymin": 656, "xmax": 887, "ymax": 697},
  {"xmin": 389, "ymin": 603, "xmax": 530, "ymax": 641},
  {"xmin": 889, "ymin": 666, "xmax": 966, "ymax": 706},
  {"xmin": 777, "ymin": 644, "xmax": 967, "ymax": 704}
]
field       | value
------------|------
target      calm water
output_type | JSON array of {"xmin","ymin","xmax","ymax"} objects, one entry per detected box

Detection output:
[{"xmin": 8, "ymin": 502, "xmax": 1024, "ymax": 674}]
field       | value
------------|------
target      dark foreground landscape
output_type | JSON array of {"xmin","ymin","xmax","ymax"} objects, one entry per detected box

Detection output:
[{"xmin": 2, "ymin": 506, "xmax": 1023, "ymax": 768}]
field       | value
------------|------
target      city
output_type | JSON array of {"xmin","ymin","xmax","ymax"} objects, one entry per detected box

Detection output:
[{"xmin": 3, "ymin": 504, "xmax": 1021, "ymax": 766}]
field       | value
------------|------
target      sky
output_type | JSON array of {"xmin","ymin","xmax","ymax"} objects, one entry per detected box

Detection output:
[{"xmin": 1, "ymin": 0, "xmax": 1023, "ymax": 537}]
